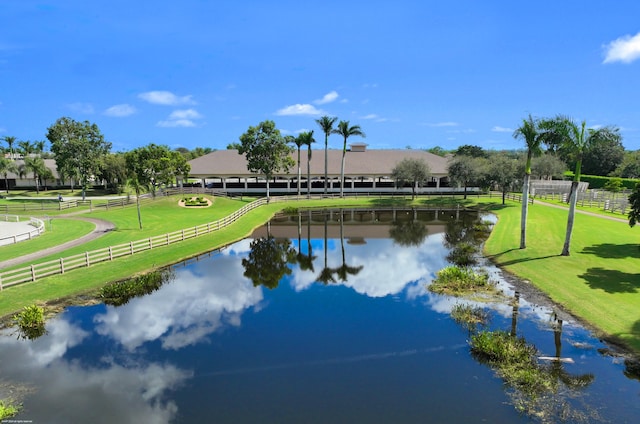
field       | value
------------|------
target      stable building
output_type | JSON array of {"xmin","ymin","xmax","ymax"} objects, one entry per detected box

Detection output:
[{"xmin": 188, "ymin": 144, "xmax": 453, "ymax": 195}]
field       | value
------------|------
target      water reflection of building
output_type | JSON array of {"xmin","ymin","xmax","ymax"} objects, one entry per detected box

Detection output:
[{"xmin": 251, "ymin": 208, "xmax": 478, "ymax": 240}]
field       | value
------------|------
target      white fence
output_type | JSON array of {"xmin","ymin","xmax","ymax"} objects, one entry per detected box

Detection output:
[{"xmin": 0, "ymin": 215, "xmax": 45, "ymax": 246}]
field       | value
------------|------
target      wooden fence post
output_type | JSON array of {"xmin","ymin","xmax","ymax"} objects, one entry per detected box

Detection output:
[
  {"xmin": 85, "ymin": 252, "xmax": 90, "ymax": 267},
  {"xmin": 130, "ymin": 241, "xmax": 134, "ymax": 255},
  {"xmin": 31, "ymin": 265, "xmax": 36, "ymax": 282},
  {"xmin": 60, "ymin": 258, "xmax": 65, "ymax": 274},
  {"xmin": 109, "ymin": 247, "xmax": 113, "ymax": 261}
]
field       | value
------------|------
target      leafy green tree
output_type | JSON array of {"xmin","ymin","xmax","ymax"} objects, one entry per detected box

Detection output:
[
  {"xmin": 226, "ymin": 142, "xmax": 242, "ymax": 150},
  {"xmin": 97, "ymin": 153, "xmax": 128, "ymax": 193},
  {"xmin": 531, "ymin": 153, "xmax": 567, "ymax": 180},
  {"xmin": 2, "ymin": 136, "xmax": 17, "ymax": 159},
  {"xmin": 581, "ymin": 133, "xmax": 624, "ymax": 176},
  {"xmin": 242, "ymin": 236, "xmax": 296, "ymax": 289},
  {"xmin": 628, "ymin": 184, "xmax": 640, "ymax": 228},
  {"xmin": 455, "ymin": 144, "xmax": 487, "ymax": 158},
  {"xmin": 603, "ymin": 177, "xmax": 623, "ymax": 193},
  {"xmin": 332, "ymin": 120, "xmax": 365, "ymax": 198},
  {"xmin": 18, "ymin": 140, "xmax": 35, "ymax": 156},
  {"xmin": 613, "ymin": 150, "xmax": 640, "ymax": 179},
  {"xmin": 391, "ymin": 157, "xmax": 431, "ymax": 200},
  {"xmin": 46, "ymin": 117, "xmax": 111, "ymax": 200},
  {"xmin": 513, "ymin": 115, "xmax": 545, "ymax": 248},
  {"xmin": 447, "ymin": 155, "xmax": 480, "ymax": 199},
  {"xmin": 426, "ymin": 146, "xmax": 448, "ymax": 157},
  {"xmin": 238, "ymin": 120, "xmax": 294, "ymax": 202},
  {"xmin": 541, "ymin": 116, "xmax": 621, "ymax": 256},
  {"xmin": 315, "ymin": 115, "xmax": 338, "ymax": 194},
  {"xmin": 297, "ymin": 131, "xmax": 315, "ymax": 198},
  {"xmin": 0, "ymin": 156, "xmax": 18, "ymax": 193},
  {"xmin": 485, "ymin": 155, "xmax": 520, "ymax": 205},
  {"xmin": 125, "ymin": 144, "xmax": 191, "ymax": 229}
]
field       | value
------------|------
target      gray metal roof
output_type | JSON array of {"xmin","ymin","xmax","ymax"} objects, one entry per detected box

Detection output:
[{"xmin": 189, "ymin": 149, "xmax": 449, "ymax": 178}]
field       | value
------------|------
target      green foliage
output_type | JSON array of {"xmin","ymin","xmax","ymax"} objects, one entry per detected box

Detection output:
[
  {"xmin": 391, "ymin": 158, "xmax": 431, "ymax": 199},
  {"xmin": 429, "ymin": 266, "xmax": 496, "ymax": 296},
  {"xmin": 0, "ymin": 400, "xmax": 20, "ymax": 419},
  {"xmin": 603, "ymin": 177, "xmax": 623, "ymax": 193},
  {"xmin": 446, "ymin": 242, "xmax": 479, "ymax": 266},
  {"xmin": 564, "ymin": 172, "xmax": 638, "ymax": 190},
  {"xmin": 447, "ymin": 155, "xmax": 482, "ymax": 198},
  {"xmin": 100, "ymin": 270, "xmax": 173, "ymax": 306},
  {"xmin": 242, "ymin": 236, "xmax": 296, "ymax": 289},
  {"xmin": 238, "ymin": 120, "xmax": 294, "ymax": 201},
  {"xmin": 450, "ymin": 303, "xmax": 489, "ymax": 332},
  {"xmin": 46, "ymin": 117, "xmax": 111, "ymax": 197},
  {"xmin": 454, "ymin": 144, "xmax": 487, "ymax": 158},
  {"xmin": 13, "ymin": 304, "xmax": 46, "ymax": 340},
  {"xmin": 282, "ymin": 206, "xmax": 299, "ymax": 214},
  {"xmin": 389, "ymin": 219, "xmax": 429, "ymax": 247},
  {"xmin": 628, "ymin": 183, "xmax": 640, "ymax": 227},
  {"xmin": 183, "ymin": 196, "xmax": 209, "ymax": 206}
]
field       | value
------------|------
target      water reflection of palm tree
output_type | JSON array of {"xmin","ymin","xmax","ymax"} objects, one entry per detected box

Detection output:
[
  {"xmin": 296, "ymin": 211, "xmax": 316, "ymax": 273},
  {"xmin": 333, "ymin": 210, "xmax": 363, "ymax": 282},
  {"xmin": 317, "ymin": 213, "xmax": 336, "ymax": 284}
]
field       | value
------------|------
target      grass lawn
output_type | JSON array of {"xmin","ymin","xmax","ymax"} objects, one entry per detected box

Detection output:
[
  {"xmin": 484, "ymin": 201, "xmax": 640, "ymax": 351},
  {"xmin": 1, "ymin": 193, "xmax": 639, "ymax": 354},
  {"xmin": 0, "ymin": 218, "xmax": 95, "ymax": 261}
]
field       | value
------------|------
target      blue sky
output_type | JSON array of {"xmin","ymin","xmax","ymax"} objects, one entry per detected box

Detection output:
[{"xmin": 2, "ymin": 1, "xmax": 640, "ymax": 153}]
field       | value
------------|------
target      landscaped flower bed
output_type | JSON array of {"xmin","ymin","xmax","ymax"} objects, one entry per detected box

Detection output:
[{"xmin": 181, "ymin": 197, "xmax": 210, "ymax": 207}]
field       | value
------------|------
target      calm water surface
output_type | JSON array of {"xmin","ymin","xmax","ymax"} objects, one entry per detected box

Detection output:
[{"xmin": 1, "ymin": 209, "xmax": 639, "ymax": 423}]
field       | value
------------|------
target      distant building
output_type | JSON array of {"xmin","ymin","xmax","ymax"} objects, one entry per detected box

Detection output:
[{"xmin": 188, "ymin": 145, "xmax": 454, "ymax": 195}]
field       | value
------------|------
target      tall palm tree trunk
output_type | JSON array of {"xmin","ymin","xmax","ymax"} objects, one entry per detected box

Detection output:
[
  {"xmin": 520, "ymin": 173, "xmax": 530, "ymax": 249},
  {"xmin": 340, "ymin": 149, "xmax": 346, "ymax": 198},
  {"xmin": 296, "ymin": 147, "xmax": 301, "ymax": 197},
  {"xmin": 307, "ymin": 149, "xmax": 311, "ymax": 199},
  {"xmin": 324, "ymin": 139, "xmax": 328, "ymax": 195},
  {"xmin": 561, "ymin": 181, "xmax": 579, "ymax": 256}
]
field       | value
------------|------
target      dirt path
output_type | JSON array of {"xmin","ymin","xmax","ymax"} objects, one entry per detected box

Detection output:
[{"xmin": 0, "ymin": 217, "xmax": 115, "ymax": 269}]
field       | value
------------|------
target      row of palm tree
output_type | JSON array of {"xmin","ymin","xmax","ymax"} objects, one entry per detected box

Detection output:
[
  {"xmin": 1, "ymin": 136, "xmax": 52, "ymax": 194},
  {"xmin": 314, "ymin": 116, "xmax": 366, "ymax": 198},
  {"xmin": 514, "ymin": 115, "xmax": 620, "ymax": 256}
]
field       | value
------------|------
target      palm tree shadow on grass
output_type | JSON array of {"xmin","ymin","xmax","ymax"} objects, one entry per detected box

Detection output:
[
  {"xmin": 581, "ymin": 243, "xmax": 640, "ymax": 259},
  {"xmin": 578, "ymin": 267, "xmax": 640, "ymax": 294},
  {"xmin": 487, "ymin": 252, "xmax": 560, "ymax": 266}
]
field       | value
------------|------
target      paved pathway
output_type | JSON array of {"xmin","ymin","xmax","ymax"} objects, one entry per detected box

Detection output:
[{"xmin": 0, "ymin": 217, "xmax": 115, "ymax": 269}]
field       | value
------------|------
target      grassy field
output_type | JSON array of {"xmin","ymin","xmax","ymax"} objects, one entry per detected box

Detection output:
[
  {"xmin": 484, "ymin": 201, "xmax": 640, "ymax": 351},
  {"xmin": 1, "ymin": 193, "xmax": 639, "ymax": 354}
]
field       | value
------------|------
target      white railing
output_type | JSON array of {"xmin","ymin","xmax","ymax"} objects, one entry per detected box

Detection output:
[{"xmin": 0, "ymin": 215, "xmax": 45, "ymax": 246}]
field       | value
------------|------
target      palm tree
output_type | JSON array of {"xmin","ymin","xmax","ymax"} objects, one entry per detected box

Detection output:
[
  {"xmin": 20, "ymin": 155, "xmax": 47, "ymax": 195},
  {"xmin": 2, "ymin": 136, "xmax": 16, "ymax": 160},
  {"xmin": 513, "ymin": 115, "xmax": 545, "ymax": 249},
  {"xmin": 287, "ymin": 135, "xmax": 304, "ymax": 196},
  {"xmin": 297, "ymin": 131, "xmax": 315, "ymax": 198},
  {"xmin": 0, "ymin": 156, "xmax": 18, "ymax": 193},
  {"xmin": 315, "ymin": 116, "xmax": 338, "ymax": 195},
  {"xmin": 34, "ymin": 140, "xmax": 47, "ymax": 155},
  {"xmin": 541, "ymin": 116, "xmax": 621, "ymax": 256},
  {"xmin": 18, "ymin": 140, "xmax": 35, "ymax": 157},
  {"xmin": 332, "ymin": 121, "xmax": 365, "ymax": 198}
]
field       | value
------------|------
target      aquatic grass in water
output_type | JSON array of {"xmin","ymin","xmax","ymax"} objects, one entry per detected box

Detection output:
[
  {"xmin": 450, "ymin": 303, "xmax": 489, "ymax": 333},
  {"xmin": 429, "ymin": 266, "xmax": 497, "ymax": 296},
  {"xmin": 0, "ymin": 400, "xmax": 20, "ymax": 420},
  {"xmin": 12, "ymin": 305, "xmax": 46, "ymax": 340}
]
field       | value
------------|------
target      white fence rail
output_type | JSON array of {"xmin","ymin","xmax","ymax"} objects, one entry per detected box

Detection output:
[{"xmin": 0, "ymin": 215, "xmax": 45, "ymax": 246}]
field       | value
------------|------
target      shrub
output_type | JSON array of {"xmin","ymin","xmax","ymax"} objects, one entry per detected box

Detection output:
[
  {"xmin": 429, "ymin": 266, "xmax": 496, "ymax": 296},
  {"xmin": 13, "ymin": 304, "xmax": 46, "ymax": 340},
  {"xmin": 0, "ymin": 400, "xmax": 20, "ymax": 420},
  {"xmin": 447, "ymin": 242, "xmax": 479, "ymax": 266},
  {"xmin": 100, "ymin": 269, "xmax": 173, "ymax": 306},
  {"xmin": 450, "ymin": 303, "xmax": 489, "ymax": 333}
]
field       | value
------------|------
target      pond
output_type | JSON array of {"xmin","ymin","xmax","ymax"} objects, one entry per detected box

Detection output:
[{"xmin": 1, "ymin": 208, "xmax": 639, "ymax": 423}]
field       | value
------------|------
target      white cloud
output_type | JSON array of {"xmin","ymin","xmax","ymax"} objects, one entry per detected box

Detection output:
[
  {"xmin": 423, "ymin": 121, "xmax": 459, "ymax": 127},
  {"xmin": 361, "ymin": 114, "xmax": 379, "ymax": 120},
  {"xmin": 275, "ymin": 104, "xmax": 325, "ymax": 116},
  {"xmin": 67, "ymin": 102, "xmax": 94, "ymax": 114},
  {"xmin": 138, "ymin": 91, "xmax": 195, "ymax": 105},
  {"xmin": 314, "ymin": 91, "xmax": 339, "ymax": 105},
  {"xmin": 603, "ymin": 32, "xmax": 640, "ymax": 64},
  {"xmin": 104, "ymin": 104, "xmax": 136, "ymax": 117},
  {"xmin": 157, "ymin": 109, "xmax": 203, "ymax": 127},
  {"xmin": 491, "ymin": 126, "xmax": 513, "ymax": 133},
  {"xmin": 168, "ymin": 109, "xmax": 202, "ymax": 120}
]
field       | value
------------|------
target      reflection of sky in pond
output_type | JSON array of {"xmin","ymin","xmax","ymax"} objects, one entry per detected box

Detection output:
[{"xmin": 2, "ymin": 223, "xmax": 640, "ymax": 423}]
